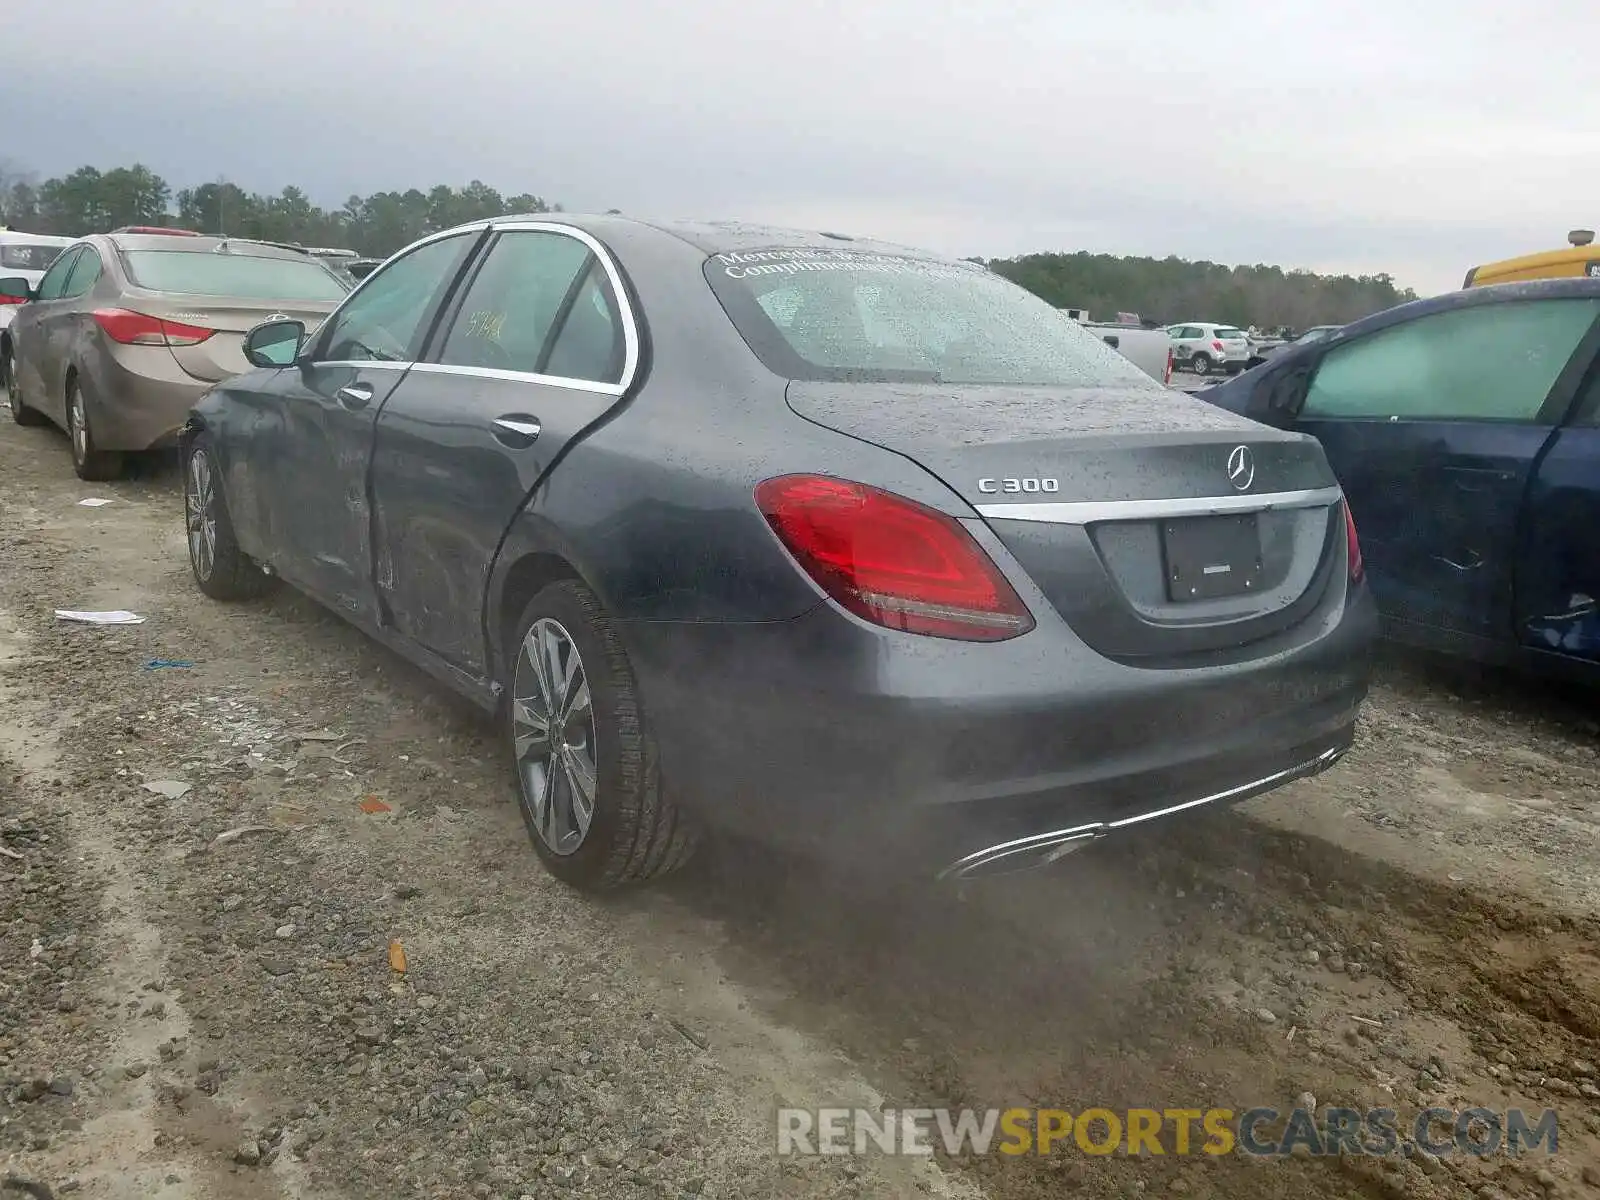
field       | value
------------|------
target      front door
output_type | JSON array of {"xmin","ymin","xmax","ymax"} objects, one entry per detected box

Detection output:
[
  {"xmin": 11, "ymin": 246, "xmax": 82, "ymax": 423},
  {"xmin": 370, "ymin": 224, "xmax": 637, "ymax": 673},
  {"xmin": 254, "ymin": 230, "xmax": 483, "ymax": 621},
  {"xmin": 1292, "ymin": 296, "xmax": 1600, "ymax": 641}
]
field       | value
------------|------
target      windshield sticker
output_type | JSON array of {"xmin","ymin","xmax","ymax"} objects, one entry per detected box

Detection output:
[{"xmin": 712, "ymin": 248, "xmax": 986, "ymax": 282}]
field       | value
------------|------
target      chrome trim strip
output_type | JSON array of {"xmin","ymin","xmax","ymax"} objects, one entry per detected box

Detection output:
[
  {"xmin": 407, "ymin": 362, "xmax": 625, "ymax": 396},
  {"xmin": 1104, "ymin": 744, "xmax": 1343, "ymax": 830},
  {"xmin": 936, "ymin": 743, "xmax": 1345, "ymax": 880},
  {"xmin": 975, "ymin": 485, "xmax": 1342, "ymax": 525},
  {"xmin": 487, "ymin": 220, "xmax": 641, "ymax": 394},
  {"xmin": 298, "ymin": 218, "xmax": 643, "ymax": 398},
  {"xmin": 313, "ymin": 360, "xmax": 412, "ymax": 371}
]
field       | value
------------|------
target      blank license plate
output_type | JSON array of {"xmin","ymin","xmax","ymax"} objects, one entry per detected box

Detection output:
[{"xmin": 1162, "ymin": 514, "xmax": 1264, "ymax": 601}]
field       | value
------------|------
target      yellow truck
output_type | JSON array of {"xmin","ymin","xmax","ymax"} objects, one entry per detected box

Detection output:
[{"xmin": 1464, "ymin": 229, "xmax": 1600, "ymax": 287}]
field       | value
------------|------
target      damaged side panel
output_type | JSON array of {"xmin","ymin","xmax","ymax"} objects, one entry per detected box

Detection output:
[{"xmin": 1517, "ymin": 424, "xmax": 1600, "ymax": 660}]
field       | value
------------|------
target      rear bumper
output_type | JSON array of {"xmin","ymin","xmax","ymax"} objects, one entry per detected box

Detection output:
[
  {"xmin": 80, "ymin": 343, "xmax": 208, "ymax": 451},
  {"xmin": 621, "ymin": 583, "xmax": 1378, "ymax": 873}
]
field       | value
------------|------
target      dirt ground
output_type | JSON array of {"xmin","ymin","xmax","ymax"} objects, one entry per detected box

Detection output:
[{"xmin": 2, "ymin": 418, "xmax": 1599, "ymax": 1200}]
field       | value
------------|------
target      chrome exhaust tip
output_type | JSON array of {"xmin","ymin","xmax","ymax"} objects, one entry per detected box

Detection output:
[{"xmin": 938, "ymin": 825, "xmax": 1104, "ymax": 881}]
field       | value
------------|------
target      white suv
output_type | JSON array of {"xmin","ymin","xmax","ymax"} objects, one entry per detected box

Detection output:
[{"xmin": 1166, "ymin": 321, "xmax": 1251, "ymax": 376}]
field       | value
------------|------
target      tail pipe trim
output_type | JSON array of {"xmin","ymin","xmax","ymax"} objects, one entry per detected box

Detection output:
[{"xmin": 937, "ymin": 742, "xmax": 1348, "ymax": 881}]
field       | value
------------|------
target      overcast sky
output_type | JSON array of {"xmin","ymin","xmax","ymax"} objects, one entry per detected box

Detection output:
[{"xmin": 5, "ymin": 0, "xmax": 1596, "ymax": 295}]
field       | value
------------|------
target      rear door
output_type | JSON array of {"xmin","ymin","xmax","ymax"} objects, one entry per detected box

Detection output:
[
  {"xmin": 369, "ymin": 223, "xmax": 638, "ymax": 673},
  {"xmin": 1518, "ymin": 361, "xmax": 1600, "ymax": 659},
  {"xmin": 247, "ymin": 230, "xmax": 483, "ymax": 619},
  {"xmin": 11, "ymin": 246, "xmax": 83, "ymax": 423},
  {"xmin": 1290, "ymin": 296, "xmax": 1600, "ymax": 642}
]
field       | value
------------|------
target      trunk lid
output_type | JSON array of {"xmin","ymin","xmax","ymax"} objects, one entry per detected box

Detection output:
[
  {"xmin": 127, "ymin": 293, "xmax": 342, "ymax": 382},
  {"xmin": 785, "ymin": 381, "xmax": 1347, "ymax": 662}
]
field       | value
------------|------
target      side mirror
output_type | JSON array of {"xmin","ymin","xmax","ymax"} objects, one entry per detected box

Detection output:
[
  {"xmin": 0, "ymin": 276, "xmax": 35, "ymax": 302},
  {"xmin": 1101, "ymin": 334, "xmax": 1120, "ymax": 350},
  {"xmin": 243, "ymin": 318, "xmax": 306, "ymax": 369}
]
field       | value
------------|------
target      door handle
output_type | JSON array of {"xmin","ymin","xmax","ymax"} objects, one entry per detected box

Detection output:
[
  {"xmin": 335, "ymin": 383, "xmax": 373, "ymax": 409},
  {"xmin": 491, "ymin": 416, "xmax": 542, "ymax": 447}
]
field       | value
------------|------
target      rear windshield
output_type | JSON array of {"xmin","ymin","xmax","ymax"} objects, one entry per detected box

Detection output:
[
  {"xmin": 1215, "ymin": 327, "xmax": 1247, "ymax": 339},
  {"xmin": 0, "ymin": 242, "xmax": 68, "ymax": 272},
  {"xmin": 122, "ymin": 250, "xmax": 350, "ymax": 300},
  {"xmin": 704, "ymin": 247, "xmax": 1159, "ymax": 387}
]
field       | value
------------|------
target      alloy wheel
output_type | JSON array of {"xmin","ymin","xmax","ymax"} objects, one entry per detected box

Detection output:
[
  {"xmin": 512, "ymin": 617, "xmax": 598, "ymax": 856},
  {"xmin": 69, "ymin": 387, "xmax": 88, "ymax": 462},
  {"xmin": 186, "ymin": 449, "xmax": 218, "ymax": 582}
]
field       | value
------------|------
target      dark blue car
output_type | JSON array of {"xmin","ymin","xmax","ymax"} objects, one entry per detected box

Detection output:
[{"xmin": 1202, "ymin": 278, "xmax": 1600, "ymax": 675}]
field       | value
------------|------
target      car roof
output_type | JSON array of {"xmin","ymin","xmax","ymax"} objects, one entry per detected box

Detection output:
[
  {"xmin": 1339, "ymin": 276, "xmax": 1600, "ymax": 339},
  {"xmin": 632, "ymin": 218, "xmax": 948, "ymax": 261},
  {"xmin": 0, "ymin": 230, "xmax": 74, "ymax": 245},
  {"xmin": 444, "ymin": 212, "xmax": 963, "ymax": 266},
  {"xmin": 100, "ymin": 232, "xmax": 317, "ymax": 260}
]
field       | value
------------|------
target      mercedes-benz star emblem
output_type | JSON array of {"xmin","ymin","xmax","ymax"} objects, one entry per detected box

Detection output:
[{"xmin": 1226, "ymin": 445, "xmax": 1255, "ymax": 492}]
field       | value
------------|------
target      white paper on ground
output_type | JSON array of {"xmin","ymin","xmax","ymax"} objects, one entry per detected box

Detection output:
[
  {"xmin": 77, "ymin": 498, "xmax": 114, "ymax": 507},
  {"xmin": 142, "ymin": 780, "xmax": 193, "ymax": 799},
  {"xmin": 54, "ymin": 609, "xmax": 146, "ymax": 625}
]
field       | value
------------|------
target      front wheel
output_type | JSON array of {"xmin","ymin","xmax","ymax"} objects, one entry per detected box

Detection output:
[
  {"xmin": 66, "ymin": 378, "xmax": 124, "ymax": 480},
  {"xmin": 184, "ymin": 433, "xmax": 275, "ymax": 600},
  {"xmin": 1191, "ymin": 352, "xmax": 1214, "ymax": 376},
  {"xmin": 5, "ymin": 347, "xmax": 48, "ymax": 427},
  {"xmin": 507, "ymin": 580, "xmax": 697, "ymax": 890}
]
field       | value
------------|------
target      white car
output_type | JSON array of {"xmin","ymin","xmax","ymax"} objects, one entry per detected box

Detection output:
[
  {"xmin": 1166, "ymin": 321, "xmax": 1251, "ymax": 376},
  {"xmin": 0, "ymin": 230, "xmax": 74, "ymax": 332},
  {"xmin": 0, "ymin": 231, "xmax": 74, "ymax": 401}
]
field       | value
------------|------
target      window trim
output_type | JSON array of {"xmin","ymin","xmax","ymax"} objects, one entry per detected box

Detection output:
[
  {"xmin": 306, "ymin": 227, "xmax": 486, "ymax": 367},
  {"xmin": 62, "ymin": 246, "xmax": 103, "ymax": 299},
  {"xmin": 308, "ymin": 220, "xmax": 641, "ymax": 397},
  {"xmin": 1299, "ymin": 298, "xmax": 1600, "ymax": 427},
  {"xmin": 413, "ymin": 221, "xmax": 639, "ymax": 397}
]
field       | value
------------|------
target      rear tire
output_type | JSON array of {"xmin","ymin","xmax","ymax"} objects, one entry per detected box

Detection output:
[
  {"xmin": 66, "ymin": 377, "xmax": 124, "ymax": 481},
  {"xmin": 4, "ymin": 345, "xmax": 47, "ymax": 427},
  {"xmin": 183, "ymin": 432, "xmax": 275, "ymax": 601},
  {"xmin": 506, "ymin": 580, "xmax": 698, "ymax": 890},
  {"xmin": 1191, "ymin": 352, "xmax": 1214, "ymax": 376}
]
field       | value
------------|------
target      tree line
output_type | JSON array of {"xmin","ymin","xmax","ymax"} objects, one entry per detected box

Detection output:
[
  {"xmin": 984, "ymin": 250, "xmax": 1419, "ymax": 332},
  {"xmin": 0, "ymin": 162, "xmax": 555, "ymax": 259},
  {"xmin": 0, "ymin": 161, "xmax": 1419, "ymax": 327}
]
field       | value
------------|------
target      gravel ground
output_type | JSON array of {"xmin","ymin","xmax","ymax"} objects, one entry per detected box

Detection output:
[{"xmin": 2, "ymin": 417, "xmax": 1599, "ymax": 1200}]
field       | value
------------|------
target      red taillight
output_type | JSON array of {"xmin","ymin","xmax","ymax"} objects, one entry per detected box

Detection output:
[
  {"xmin": 1344, "ymin": 502, "xmax": 1363, "ymax": 583},
  {"xmin": 1211, "ymin": 339, "xmax": 1224, "ymax": 352},
  {"xmin": 93, "ymin": 309, "xmax": 215, "ymax": 347},
  {"xmin": 1164, "ymin": 347, "xmax": 1174, "ymax": 386},
  {"xmin": 755, "ymin": 474, "xmax": 1035, "ymax": 642},
  {"xmin": 0, "ymin": 294, "xmax": 24, "ymax": 305}
]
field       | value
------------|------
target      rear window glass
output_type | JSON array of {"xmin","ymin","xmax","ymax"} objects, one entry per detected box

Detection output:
[
  {"xmin": 122, "ymin": 251, "xmax": 349, "ymax": 300},
  {"xmin": 0, "ymin": 242, "xmax": 69, "ymax": 272},
  {"xmin": 704, "ymin": 247, "xmax": 1159, "ymax": 388},
  {"xmin": 1215, "ymin": 328, "xmax": 1246, "ymax": 339}
]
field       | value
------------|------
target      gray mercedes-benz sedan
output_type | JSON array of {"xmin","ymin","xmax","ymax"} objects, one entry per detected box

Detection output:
[
  {"xmin": 181, "ymin": 215, "xmax": 1377, "ymax": 890},
  {"xmin": 2, "ymin": 228, "xmax": 349, "ymax": 480}
]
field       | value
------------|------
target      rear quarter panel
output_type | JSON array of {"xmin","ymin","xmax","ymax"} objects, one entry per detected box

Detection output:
[{"xmin": 482, "ymin": 221, "xmax": 983, "ymax": 673}]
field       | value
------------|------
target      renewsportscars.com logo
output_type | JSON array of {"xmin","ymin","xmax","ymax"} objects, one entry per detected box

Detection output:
[{"xmin": 776, "ymin": 1106, "xmax": 1559, "ymax": 1158}]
